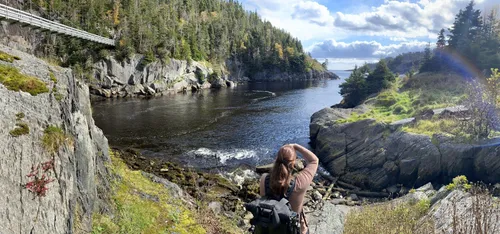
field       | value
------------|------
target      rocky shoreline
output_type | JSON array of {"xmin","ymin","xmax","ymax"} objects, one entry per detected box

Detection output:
[
  {"xmin": 310, "ymin": 106, "xmax": 500, "ymax": 192},
  {"xmin": 89, "ymin": 55, "xmax": 339, "ymax": 99}
]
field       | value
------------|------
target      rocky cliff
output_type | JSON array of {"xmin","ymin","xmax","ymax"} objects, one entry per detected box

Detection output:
[
  {"xmin": 91, "ymin": 56, "xmax": 238, "ymax": 98},
  {"xmin": 90, "ymin": 55, "xmax": 339, "ymax": 98},
  {"xmin": 310, "ymin": 107, "xmax": 500, "ymax": 191},
  {"xmin": 0, "ymin": 45, "xmax": 111, "ymax": 233}
]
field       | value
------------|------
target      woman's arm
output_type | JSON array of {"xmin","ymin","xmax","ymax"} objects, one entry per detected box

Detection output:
[
  {"xmin": 292, "ymin": 144, "xmax": 318, "ymax": 165},
  {"xmin": 292, "ymin": 144, "xmax": 318, "ymax": 191}
]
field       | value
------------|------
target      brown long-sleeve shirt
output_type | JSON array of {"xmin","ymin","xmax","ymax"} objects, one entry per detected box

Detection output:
[{"xmin": 259, "ymin": 153, "xmax": 318, "ymax": 234}]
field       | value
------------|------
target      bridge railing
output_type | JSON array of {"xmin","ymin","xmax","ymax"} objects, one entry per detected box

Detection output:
[{"xmin": 0, "ymin": 3, "xmax": 115, "ymax": 46}]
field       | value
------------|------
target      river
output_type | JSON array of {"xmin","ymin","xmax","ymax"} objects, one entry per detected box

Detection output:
[{"xmin": 92, "ymin": 70, "xmax": 350, "ymax": 171}]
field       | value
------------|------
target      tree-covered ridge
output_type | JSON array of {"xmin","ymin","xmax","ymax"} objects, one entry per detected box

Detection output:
[
  {"xmin": 421, "ymin": 1, "xmax": 500, "ymax": 74},
  {"xmin": 23, "ymin": 0, "xmax": 324, "ymax": 77},
  {"xmin": 340, "ymin": 1, "xmax": 500, "ymax": 108}
]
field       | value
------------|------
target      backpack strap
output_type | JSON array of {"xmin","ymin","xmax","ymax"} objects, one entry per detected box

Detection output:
[{"xmin": 264, "ymin": 175, "xmax": 296, "ymax": 199}]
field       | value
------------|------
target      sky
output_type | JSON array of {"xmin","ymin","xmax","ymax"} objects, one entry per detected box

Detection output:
[{"xmin": 240, "ymin": 0, "xmax": 499, "ymax": 70}]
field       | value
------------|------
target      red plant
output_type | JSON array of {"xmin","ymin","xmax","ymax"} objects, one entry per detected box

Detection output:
[{"xmin": 25, "ymin": 159, "xmax": 55, "ymax": 197}]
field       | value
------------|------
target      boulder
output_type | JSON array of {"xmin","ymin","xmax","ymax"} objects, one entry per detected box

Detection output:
[
  {"xmin": 125, "ymin": 84, "xmax": 145, "ymax": 95},
  {"xmin": 210, "ymin": 78, "xmax": 228, "ymax": 89},
  {"xmin": 306, "ymin": 203, "xmax": 350, "ymax": 234},
  {"xmin": 101, "ymin": 75, "xmax": 114, "ymax": 89},
  {"xmin": 310, "ymin": 106, "xmax": 500, "ymax": 191}
]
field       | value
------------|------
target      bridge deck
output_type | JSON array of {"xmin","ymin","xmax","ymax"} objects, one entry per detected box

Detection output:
[{"xmin": 0, "ymin": 3, "xmax": 114, "ymax": 46}]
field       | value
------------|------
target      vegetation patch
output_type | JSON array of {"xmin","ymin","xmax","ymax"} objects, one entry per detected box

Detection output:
[
  {"xmin": 0, "ymin": 50, "xmax": 21, "ymax": 63},
  {"xmin": 446, "ymin": 175, "xmax": 471, "ymax": 191},
  {"xmin": 338, "ymin": 73, "xmax": 466, "ymax": 126},
  {"xmin": 0, "ymin": 64, "xmax": 49, "ymax": 96},
  {"xmin": 15, "ymin": 112, "xmax": 25, "ymax": 120},
  {"xmin": 92, "ymin": 150, "xmax": 242, "ymax": 234},
  {"xmin": 9, "ymin": 122, "xmax": 29, "ymax": 137},
  {"xmin": 49, "ymin": 72, "xmax": 57, "ymax": 84},
  {"xmin": 344, "ymin": 199, "xmax": 433, "ymax": 234},
  {"xmin": 42, "ymin": 126, "xmax": 73, "ymax": 154}
]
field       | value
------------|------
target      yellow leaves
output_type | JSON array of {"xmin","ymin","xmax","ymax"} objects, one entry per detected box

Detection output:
[
  {"xmin": 113, "ymin": 0, "xmax": 121, "ymax": 26},
  {"xmin": 274, "ymin": 43, "xmax": 284, "ymax": 59},
  {"xmin": 239, "ymin": 41, "xmax": 247, "ymax": 50},
  {"xmin": 285, "ymin": 46, "xmax": 294, "ymax": 56}
]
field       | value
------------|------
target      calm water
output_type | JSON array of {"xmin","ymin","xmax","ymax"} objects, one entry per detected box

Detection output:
[{"xmin": 92, "ymin": 71, "xmax": 350, "ymax": 170}]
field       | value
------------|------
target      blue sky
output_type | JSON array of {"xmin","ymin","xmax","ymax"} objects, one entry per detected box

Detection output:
[{"xmin": 240, "ymin": 0, "xmax": 499, "ymax": 70}]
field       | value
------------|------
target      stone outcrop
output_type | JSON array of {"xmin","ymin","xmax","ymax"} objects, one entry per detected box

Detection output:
[
  {"xmin": 91, "ymin": 55, "xmax": 340, "ymax": 98},
  {"xmin": 91, "ymin": 56, "xmax": 238, "ymax": 98},
  {"xmin": 251, "ymin": 68, "xmax": 339, "ymax": 81},
  {"xmin": 0, "ymin": 45, "xmax": 111, "ymax": 233},
  {"xmin": 310, "ymin": 107, "xmax": 500, "ymax": 191}
]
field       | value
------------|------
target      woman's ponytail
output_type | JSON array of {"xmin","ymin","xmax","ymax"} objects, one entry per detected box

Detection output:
[{"xmin": 270, "ymin": 145, "xmax": 297, "ymax": 197}]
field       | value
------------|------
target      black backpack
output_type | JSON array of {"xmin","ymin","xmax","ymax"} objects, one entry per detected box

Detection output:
[{"xmin": 244, "ymin": 176, "xmax": 301, "ymax": 234}]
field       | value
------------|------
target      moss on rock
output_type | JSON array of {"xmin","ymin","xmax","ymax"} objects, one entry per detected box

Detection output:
[
  {"xmin": 0, "ymin": 64, "xmax": 49, "ymax": 96},
  {"xmin": 0, "ymin": 50, "xmax": 20, "ymax": 63}
]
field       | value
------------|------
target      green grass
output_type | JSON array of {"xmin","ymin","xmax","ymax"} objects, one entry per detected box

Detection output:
[
  {"xmin": 15, "ymin": 112, "xmax": 25, "ymax": 120},
  {"xmin": 338, "ymin": 73, "xmax": 467, "ymax": 125},
  {"xmin": 9, "ymin": 123, "xmax": 29, "ymax": 137},
  {"xmin": 344, "ymin": 199, "xmax": 433, "ymax": 234},
  {"xmin": 0, "ymin": 64, "xmax": 49, "ymax": 96},
  {"xmin": 49, "ymin": 72, "xmax": 57, "ymax": 84},
  {"xmin": 402, "ymin": 119, "xmax": 466, "ymax": 137},
  {"xmin": 42, "ymin": 126, "xmax": 73, "ymax": 154},
  {"xmin": 0, "ymin": 51, "xmax": 20, "ymax": 63},
  {"xmin": 92, "ymin": 151, "xmax": 243, "ymax": 234}
]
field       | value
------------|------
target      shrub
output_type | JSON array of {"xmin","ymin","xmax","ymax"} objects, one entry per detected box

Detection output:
[
  {"xmin": 344, "ymin": 199, "xmax": 433, "ymax": 234},
  {"xmin": 42, "ymin": 126, "xmax": 73, "ymax": 154},
  {"xmin": 9, "ymin": 122, "xmax": 29, "ymax": 137},
  {"xmin": 0, "ymin": 50, "xmax": 21, "ymax": 63},
  {"xmin": 0, "ymin": 65, "xmax": 49, "ymax": 96},
  {"xmin": 450, "ymin": 184, "xmax": 500, "ymax": 234},
  {"xmin": 446, "ymin": 175, "xmax": 471, "ymax": 191},
  {"xmin": 24, "ymin": 159, "xmax": 55, "ymax": 197}
]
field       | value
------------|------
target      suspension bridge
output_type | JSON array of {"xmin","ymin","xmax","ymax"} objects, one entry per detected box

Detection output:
[{"xmin": 0, "ymin": 2, "xmax": 115, "ymax": 46}]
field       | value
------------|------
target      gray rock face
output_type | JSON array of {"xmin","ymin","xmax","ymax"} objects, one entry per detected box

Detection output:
[
  {"xmin": 251, "ymin": 68, "xmax": 340, "ymax": 81},
  {"xmin": 310, "ymin": 107, "xmax": 500, "ymax": 190},
  {"xmin": 428, "ymin": 190, "xmax": 500, "ymax": 233},
  {"xmin": 0, "ymin": 45, "xmax": 111, "ymax": 233},
  {"xmin": 306, "ymin": 203, "xmax": 350, "ymax": 234},
  {"xmin": 92, "ymin": 56, "xmax": 218, "ymax": 97}
]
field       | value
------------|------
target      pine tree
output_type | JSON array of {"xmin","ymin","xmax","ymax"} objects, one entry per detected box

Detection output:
[
  {"xmin": 366, "ymin": 60, "xmax": 395, "ymax": 94},
  {"xmin": 339, "ymin": 66, "xmax": 367, "ymax": 107}
]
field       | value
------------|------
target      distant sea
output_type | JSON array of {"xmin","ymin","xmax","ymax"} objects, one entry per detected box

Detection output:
[{"xmin": 331, "ymin": 70, "xmax": 352, "ymax": 79}]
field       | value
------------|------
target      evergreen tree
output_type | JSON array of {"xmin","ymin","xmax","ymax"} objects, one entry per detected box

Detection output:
[
  {"xmin": 339, "ymin": 66, "xmax": 367, "ymax": 107},
  {"xmin": 448, "ymin": 1, "xmax": 483, "ymax": 59},
  {"xmin": 366, "ymin": 60, "xmax": 395, "ymax": 94},
  {"xmin": 437, "ymin": 29, "xmax": 447, "ymax": 49}
]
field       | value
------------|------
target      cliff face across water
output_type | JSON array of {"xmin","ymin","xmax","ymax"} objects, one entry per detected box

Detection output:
[
  {"xmin": 310, "ymin": 107, "xmax": 500, "ymax": 191},
  {"xmin": 0, "ymin": 45, "xmax": 111, "ymax": 233},
  {"xmin": 90, "ymin": 55, "xmax": 339, "ymax": 98}
]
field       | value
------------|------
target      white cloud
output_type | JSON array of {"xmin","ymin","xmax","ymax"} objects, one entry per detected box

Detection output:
[
  {"xmin": 245, "ymin": 0, "xmax": 497, "ymax": 42},
  {"xmin": 309, "ymin": 40, "xmax": 429, "ymax": 59},
  {"xmin": 291, "ymin": 1, "xmax": 334, "ymax": 26}
]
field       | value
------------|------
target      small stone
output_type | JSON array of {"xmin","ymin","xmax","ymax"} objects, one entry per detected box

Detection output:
[
  {"xmin": 387, "ymin": 185, "xmax": 399, "ymax": 194},
  {"xmin": 313, "ymin": 191, "xmax": 323, "ymax": 201},
  {"xmin": 332, "ymin": 191, "xmax": 341, "ymax": 198},
  {"xmin": 160, "ymin": 168, "xmax": 169, "ymax": 172},
  {"xmin": 350, "ymin": 194, "xmax": 359, "ymax": 201},
  {"xmin": 208, "ymin": 201, "xmax": 222, "ymax": 215},
  {"xmin": 307, "ymin": 185, "xmax": 314, "ymax": 191}
]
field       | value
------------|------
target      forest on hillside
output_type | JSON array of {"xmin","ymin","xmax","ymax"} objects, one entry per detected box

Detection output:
[
  {"xmin": 16, "ymin": 0, "xmax": 324, "ymax": 77},
  {"xmin": 340, "ymin": 1, "xmax": 500, "ymax": 108}
]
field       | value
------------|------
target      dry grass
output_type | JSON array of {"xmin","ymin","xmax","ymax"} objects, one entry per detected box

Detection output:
[{"xmin": 344, "ymin": 199, "xmax": 433, "ymax": 234}]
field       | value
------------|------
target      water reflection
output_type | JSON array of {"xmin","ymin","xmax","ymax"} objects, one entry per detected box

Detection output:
[{"xmin": 92, "ymin": 78, "xmax": 345, "ymax": 170}]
